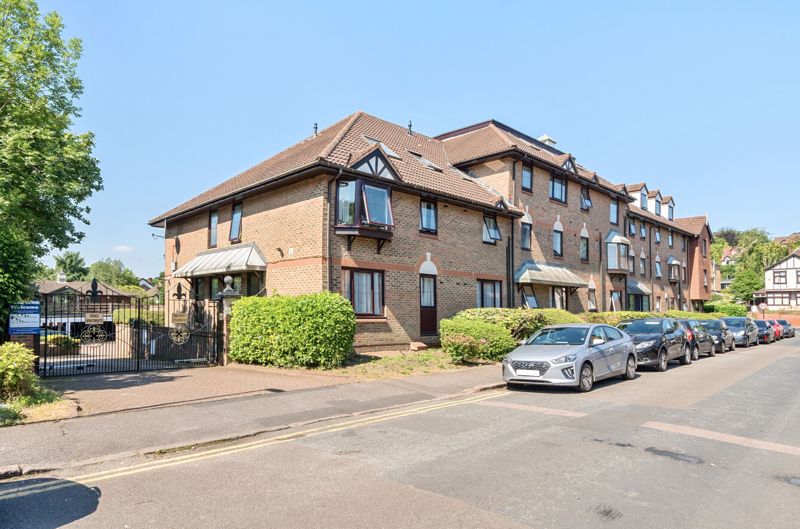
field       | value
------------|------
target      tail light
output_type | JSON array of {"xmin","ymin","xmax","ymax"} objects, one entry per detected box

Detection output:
[{"xmin": 686, "ymin": 329, "xmax": 694, "ymax": 341}]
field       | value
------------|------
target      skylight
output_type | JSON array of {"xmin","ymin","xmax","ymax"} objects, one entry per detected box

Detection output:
[
  {"xmin": 409, "ymin": 151, "xmax": 443, "ymax": 172},
  {"xmin": 363, "ymin": 136, "xmax": 401, "ymax": 159}
]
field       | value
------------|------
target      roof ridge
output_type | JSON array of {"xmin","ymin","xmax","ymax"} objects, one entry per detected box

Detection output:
[
  {"xmin": 488, "ymin": 123, "xmax": 517, "ymax": 149},
  {"xmin": 319, "ymin": 111, "xmax": 364, "ymax": 160}
]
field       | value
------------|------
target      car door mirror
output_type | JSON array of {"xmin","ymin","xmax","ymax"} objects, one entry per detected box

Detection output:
[{"xmin": 591, "ymin": 336, "xmax": 605, "ymax": 346}]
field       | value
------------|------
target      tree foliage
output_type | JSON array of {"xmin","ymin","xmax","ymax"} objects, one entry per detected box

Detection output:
[
  {"xmin": 0, "ymin": 223, "xmax": 36, "ymax": 334},
  {"xmin": 88, "ymin": 258, "xmax": 139, "ymax": 287},
  {"xmin": 54, "ymin": 250, "xmax": 87, "ymax": 280},
  {"xmin": 714, "ymin": 227, "xmax": 740, "ymax": 247},
  {"xmin": 728, "ymin": 268, "xmax": 763, "ymax": 303}
]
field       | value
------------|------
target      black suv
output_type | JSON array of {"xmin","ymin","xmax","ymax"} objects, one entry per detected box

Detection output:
[
  {"xmin": 777, "ymin": 320, "xmax": 796, "ymax": 338},
  {"xmin": 677, "ymin": 319, "xmax": 716, "ymax": 359},
  {"xmin": 618, "ymin": 318, "xmax": 690, "ymax": 371},
  {"xmin": 700, "ymin": 319, "xmax": 735, "ymax": 354}
]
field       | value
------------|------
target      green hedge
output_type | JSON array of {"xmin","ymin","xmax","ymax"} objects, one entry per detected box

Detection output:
[
  {"xmin": 439, "ymin": 318, "xmax": 517, "ymax": 364},
  {"xmin": 664, "ymin": 310, "xmax": 724, "ymax": 320},
  {"xmin": 453, "ymin": 308, "xmax": 583, "ymax": 340},
  {"xmin": 229, "ymin": 292, "xmax": 355, "ymax": 369},
  {"xmin": 112, "ymin": 307, "xmax": 165, "ymax": 326},
  {"xmin": 703, "ymin": 302, "xmax": 747, "ymax": 317},
  {"xmin": 0, "ymin": 343, "xmax": 37, "ymax": 401},
  {"xmin": 580, "ymin": 311, "xmax": 658, "ymax": 326}
]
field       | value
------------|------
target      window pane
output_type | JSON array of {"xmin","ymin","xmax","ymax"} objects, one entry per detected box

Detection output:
[
  {"xmin": 610, "ymin": 201, "xmax": 618, "ymax": 223},
  {"xmin": 353, "ymin": 272, "xmax": 373, "ymax": 314},
  {"xmin": 580, "ymin": 237, "xmax": 589, "ymax": 260},
  {"xmin": 607, "ymin": 243, "xmax": 618, "ymax": 269},
  {"xmin": 230, "ymin": 203, "xmax": 243, "ymax": 241},
  {"xmin": 522, "ymin": 166, "xmax": 532, "ymax": 190},
  {"xmin": 363, "ymin": 185, "xmax": 392, "ymax": 225},
  {"xmin": 420, "ymin": 201, "xmax": 436, "ymax": 231},
  {"xmin": 209, "ymin": 211, "xmax": 218, "ymax": 247},
  {"xmin": 521, "ymin": 223, "xmax": 531, "ymax": 250},
  {"xmin": 483, "ymin": 216, "xmax": 501, "ymax": 241},
  {"xmin": 373, "ymin": 272, "xmax": 383, "ymax": 315},
  {"xmin": 211, "ymin": 278, "xmax": 219, "ymax": 299},
  {"xmin": 420, "ymin": 276, "xmax": 435, "ymax": 307},
  {"xmin": 553, "ymin": 230, "xmax": 563, "ymax": 255},
  {"xmin": 337, "ymin": 181, "xmax": 356, "ymax": 225}
]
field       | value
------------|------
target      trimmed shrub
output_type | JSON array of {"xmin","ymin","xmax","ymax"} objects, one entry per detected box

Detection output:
[
  {"xmin": 454, "ymin": 308, "xmax": 584, "ymax": 341},
  {"xmin": 439, "ymin": 318, "xmax": 517, "ymax": 364},
  {"xmin": 664, "ymin": 310, "xmax": 724, "ymax": 320},
  {"xmin": 703, "ymin": 302, "xmax": 747, "ymax": 317},
  {"xmin": 580, "ymin": 311, "xmax": 657, "ymax": 326},
  {"xmin": 0, "ymin": 343, "xmax": 37, "ymax": 401},
  {"xmin": 112, "ymin": 306, "xmax": 165, "ymax": 326},
  {"xmin": 228, "ymin": 292, "xmax": 355, "ymax": 369}
]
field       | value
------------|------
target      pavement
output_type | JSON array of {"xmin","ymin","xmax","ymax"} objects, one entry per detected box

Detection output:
[{"xmin": 2, "ymin": 339, "xmax": 800, "ymax": 528}]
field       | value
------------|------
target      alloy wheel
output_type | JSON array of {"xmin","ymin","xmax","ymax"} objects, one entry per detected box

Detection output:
[
  {"xmin": 577, "ymin": 363, "xmax": 593, "ymax": 392},
  {"xmin": 624, "ymin": 355, "xmax": 636, "ymax": 380}
]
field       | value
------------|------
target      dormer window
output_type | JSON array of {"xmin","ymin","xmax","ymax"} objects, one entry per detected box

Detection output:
[
  {"xmin": 562, "ymin": 159, "xmax": 576, "ymax": 172},
  {"xmin": 336, "ymin": 179, "xmax": 394, "ymax": 228},
  {"xmin": 655, "ymin": 200, "xmax": 662, "ymax": 216},
  {"xmin": 353, "ymin": 150, "xmax": 397, "ymax": 180},
  {"xmin": 668, "ymin": 204, "xmax": 674, "ymax": 220},
  {"xmin": 640, "ymin": 190, "xmax": 648, "ymax": 209}
]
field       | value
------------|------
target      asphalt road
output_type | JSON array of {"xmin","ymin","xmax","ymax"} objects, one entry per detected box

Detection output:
[{"xmin": 2, "ymin": 338, "xmax": 799, "ymax": 528}]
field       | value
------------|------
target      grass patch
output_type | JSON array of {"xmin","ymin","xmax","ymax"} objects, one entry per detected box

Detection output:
[
  {"xmin": 330, "ymin": 348, "xmax": 480, "ymax": 379},
  {"xmin": 1, "ymin": 386, "xmax": 63, "ymax": 427}
]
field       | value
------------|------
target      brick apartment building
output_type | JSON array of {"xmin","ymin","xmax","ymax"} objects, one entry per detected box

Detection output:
[{"xmin": 149, "ymin": 112, "xmax": 716, "ymax": 348}]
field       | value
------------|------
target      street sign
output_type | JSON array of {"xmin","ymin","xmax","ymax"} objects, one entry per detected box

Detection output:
[
  {"xmin": 8, "ymin": 301, "xmax": 40, "ymax": 335},
  {"xmin": 758, "ymin": 303, "xmax": 767, "ymax": 310}
]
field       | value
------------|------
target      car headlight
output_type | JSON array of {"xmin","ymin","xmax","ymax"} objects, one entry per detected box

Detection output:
[
  {"xmin": 735, "ymin": 330, "xmax": 745, "ymax": 336},
  {"xmin": 502, "ymin": 355, "xmax": 512, "ymax": 364},
  {"xmin": 635, "ymin": 340, "xmax": 655, "ymax": 350},
  {"xmin": 551, "ymin": 354, "xmax": 577, "ymax": 364}
]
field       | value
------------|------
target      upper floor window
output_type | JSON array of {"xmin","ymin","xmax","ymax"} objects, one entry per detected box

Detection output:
[
  {"xmin": 610, "ymin": 200, "xmax": 619, "ymax": 225},
  {"xmin": 640, "ymin": 257, "xmax": 646, "ymax": 275},
  {"xmin": 702, "ymin": 239, "xmax": 708, "ymax": 257},
  {"xmin": 336, "ymin": 179, "xmax": 394, "ymax": 228},
  {"xmin": 628, "ymin": 254, "xmax": 635, "ymax": 273},
  {"xmin": 682, "ymin": 236, "xmax": 687, "ymax": 251},
  {"xmin": 655, "ymin": 260, "xmax": 663, "ymax": 278},
  {"xmin": 477, "ymin": 280, "xmax": 501, "ymax": 308},
  {"xmin": 774, "ymin": 270, "xmax": 787, "ymax": 284},
  {"xmin": 640, "ymin": 190, "xmax": 648, "ymax": 209},
  {"xmin": 703, "ymin": 269, "xmax": 708, "ymax": 287},
  {"xmin": 655, "ymin": 201, "xmax": 662, "ymax": 216},
  {"xmin": 682, "ymin": 265, "xmax": 687, "ymax": 282},
  {"xmin": 580, "ymin": 187, "xmax": 592, "ymax": 211},
  {"xmin": 483, "ymin": 215, "xmax": 501, "ymax": 244},
  {"xmin": 580, "ymin": 236, "xmax": 589, "ymax": 261},
  {"xmin": 343, "ymin": 269, "xmax": 384, "ymax": 317},
  {"xmin": 628, "ymin": 219, "xmax": 636, "ymax": 237},
  {"xmin": 521, "ymin": 164, "xmax": 533, "ymax": 192},
  {"xmin": 668, "ymin": 230, "xmax": 674, "ymax": 247},
  {"xmin": 521, "ymin": 222, "xmax": 532, "ymax": 251},
  {"xmin": 668, "ymin": 205, "xmax": 674, "ymax": 220},
  {"xmin": 553, "ymin": 229, "xmax": 563, "ymax": 257},
  {"xmin": 229, "ymin": 202, "xmax": 243, "ymax": 242},
  {"xmin": 606, "ymin": 242, "xmax": 629, "ymax": 271},
  {"xmin": 640, "ymin": 224, "xmax": 646, "ymax": 239},
  {"xmin": 208, "ymin": 210, "xmax": 218, "ymax": 248},
  {"xmin": 550, "ymin": 175, "xmax": 567, "ymax": 203},
  {"xmin": 669, "ymin": 264, "xmax": 680, "ymax": 281},
  {"xmin": 655, "ymin": 229, "xmax": 661, "ymax": 244},
  {"xmin": 420, "ymin": 199, "xmax": 437, "ymax": 234}
]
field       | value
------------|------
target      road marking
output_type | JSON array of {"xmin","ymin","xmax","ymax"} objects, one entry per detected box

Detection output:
[
  {"xmin": 643, "ymin": 421, "xmax": 800, "ymax": 457},
  {"xmin": 0, "ymin": 391, "xmax": 502, "ymax": 500},
  {"xmin": 477, "ymin": 400, "xmax": 587, "ymax": 417}
]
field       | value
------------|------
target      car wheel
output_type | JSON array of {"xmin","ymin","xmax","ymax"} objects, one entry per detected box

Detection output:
[
  {"xmin": 621, "ymin": 354, "xmax": 636, "ymax": 380},
  {"xmin": 656, "ymin": 349, "xmax": 669, "ymax": 372},
  {"xmin": 691, "ymin": 345, "xmax": 699, "ymax": 361},
  {"xmin": 679, "ymin": 345, "xmax": 692, "ymax": 365},
  {"xmin": 729, "ymin": 340, "xmax": 735, "ymax": 352},
  {"xmin": 708, "ymin": 344, "xmax": 716, "ymax": 357},
  {"xmin": 576, "ymin": 363, "xmax": 594, "ymax": 392}
]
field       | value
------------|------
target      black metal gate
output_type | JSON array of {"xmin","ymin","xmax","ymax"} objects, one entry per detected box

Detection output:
[{"xmin": 38, "ymin": 282, "xmax": 221, "ymax": 377}]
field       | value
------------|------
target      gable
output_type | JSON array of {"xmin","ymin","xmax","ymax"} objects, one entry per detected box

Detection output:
[{"xmin": 351, "ymin": 149, "xmax": 398, "ymax": 180}]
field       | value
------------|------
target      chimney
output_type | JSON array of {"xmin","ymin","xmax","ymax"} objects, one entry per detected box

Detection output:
[
  {"xmin": 56, "ymin": 271, "xmax": 67, "ymax": 283},
  {"xmin": 537, "ymin": 134, "xmax": 557, "ymax": 147}
]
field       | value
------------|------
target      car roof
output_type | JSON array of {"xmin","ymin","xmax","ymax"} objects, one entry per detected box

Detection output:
[{"xmin": 542, "ymin": 323, "xmax": 594, "ymax": 329}]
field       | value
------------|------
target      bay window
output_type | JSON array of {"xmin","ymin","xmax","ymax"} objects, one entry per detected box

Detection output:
[
  {"xmin": 335, "ymin": 179, "xmax": 394, "ymax": 228},
  {"xmin": 606, "ymin": 242, "xmax": 629, "ymax": 271},
  {"xmin": 420, "ymin": 199, "xmax": 437, "ymax": 234},
  {"xmin": 343, "ymin": 269, "xmax": 384, "ymax": 316},
  {"xmin": 477, "ymin": 280, "xmax": 502, "ymax": 308}
]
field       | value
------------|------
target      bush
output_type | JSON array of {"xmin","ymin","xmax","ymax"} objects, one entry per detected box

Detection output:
[
  {"xmin": 664, "ymin": 310, "xmax": 723, "ymax": 320},
  {"xmin": 0, "ymin": 343, "xmax": 38, "ymax": 401},
  {"xmin": 228, "ymin": 292, "xmax": 355, "ymax": 369},
  {"xmin": 439, "ymin": 318, "xmax": 517, "ymax": 364},
  {"xmin": 112, "ymin": 306, "xmax": 165, "ymax": 326},
  {"xmin": 454, "ymin": 308, "xmax": 584, "ymax": 341},
  {"xmin": 580, "ymin": 311, "xmax": 657, "ymax": 326},
  {"xmin": 703, "ymin": 302, "xmax": 747, "ymax": 317}
]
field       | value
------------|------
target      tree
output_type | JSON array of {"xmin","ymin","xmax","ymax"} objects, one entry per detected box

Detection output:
[
  {"xmin": 736, "ymin": 241, "xmax": 788, "ymax": 278},
  {"xmin": 0, "ymin": 224, "xmax": 37, "ymax": 334},
  {"xmin": 710, "ymin": 239, "xmax": 726, "ymax": 264},
  {"xmin": 33, "ymin": 262, "xmax": 56, "ymax": 281},
  {"xmin": 715, "ymin": 227, "xmax": 741, "ymax": 247},
  {"xmin": 0, "ymin": 0, "xmax": 102, "ymax": 256},
  {"xmin": 54, "ymin": 251, "xmax": 88, "ymax": 281},
  {"xmin": 88, "ymin": 258, "xmax": 138, "ymax": 287},
  {"xmin": 728, "ymin": 268, "xmax": 763, "ymax": 304},
  {"xmin": 737, "ymin": 228, "xmax": 770, "ymax": 252}
]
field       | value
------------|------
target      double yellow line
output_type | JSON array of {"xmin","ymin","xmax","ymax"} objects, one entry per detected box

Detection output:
[{"xmin": 0, "ymin": 391, "xmax": 502, "ymax": 500}]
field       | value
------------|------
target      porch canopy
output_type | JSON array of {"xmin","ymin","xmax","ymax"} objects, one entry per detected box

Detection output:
[
  {"xmin": 627, "ymin": 279, "xmax": 652, "ymax": 296},
  {"xmin": 514, "ymin": 260, "xmax": 589, "ymax": 288},
  {"xmin": 173, "ymin": 243, "xmax": 267, "ymax": 278}
]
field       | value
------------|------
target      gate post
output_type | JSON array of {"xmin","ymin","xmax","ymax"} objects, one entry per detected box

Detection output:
[{"xmin": 219, "ymin": 276, "xmax": 241, "ymax": 366}]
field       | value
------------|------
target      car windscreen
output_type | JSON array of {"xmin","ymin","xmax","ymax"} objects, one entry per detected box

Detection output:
[
  {"xmin": 621, "ymin": 320, "xmax": 662, "ymax": 334},
  {"xmin": 723, "ymin": 318, "xmax": 745, "ymax": 328},
  {"xmin": 527, "ymin": 327, "xmax": 588, "ymax": 345},
  {"xmin": 778, "ymin": 320, "xmax": 790, "ymax": 325},
  {"xmin": 702, "ymin": 320, "xmax": 722, "ymax": 331},
  {"xmin": 755, "ymin": 321, "xmax": 767, "ymax": 329}
]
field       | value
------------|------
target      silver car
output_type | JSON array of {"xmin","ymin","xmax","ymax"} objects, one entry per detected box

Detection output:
[{"xmin": 502, "ymin": 324, "xmax": 637, "ymax": 392}]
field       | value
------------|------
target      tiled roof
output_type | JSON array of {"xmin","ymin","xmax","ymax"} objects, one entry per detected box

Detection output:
[
  {"xmin": 150, "ymin": 112, "xmax": 517, "ymax": 224},
  {"xmin": 661, "ymin": 195, "xmax": 674, "ymax": 204},
  {"xmin": 674, "ymin": 215, "xmax": 709, "ymax": 236},
  {"xmin": 628, "ymin": 205, "xmax": 694, "ymax": 235},
  {"xmin": 37, "ymin": 280, "xmax": 130, "ymax": 297},
  {"xmin": 647, "ymin": 189, "xmax": 662, "ymax": 199},
  {"xmin": 626, "ymin": 182, "xmax": 646, "ymax": 192}
]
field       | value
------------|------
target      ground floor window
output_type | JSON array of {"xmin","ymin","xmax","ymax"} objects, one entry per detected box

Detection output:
[
  {"xmin": 343, "ymin": 269, "xmax": 384, "ymax": 316},
  {"xmin": 767, "ymin": 292, "xmax": 792, "ymax": 306},
  {"xmin": 588, "ymin": 289, "xmax": 597, "ymax": 311},
  {"xmin": 519, "ymin": 285, "xmax": 539, "ymax": 308},
  {"xmin": 610, "ymin": 291, "xmax": 622, "ymax": 311},
  {"xmin": 628, "ymin": 294, "xmax": 650, "ymax": 312},
  {"xmin": 655, "ymin": 296, "xmax": 662, "ymax": 312},
  {"xmin": 477, "ymin": 280, "xmax": 502, "ymax": 308},
  {"xmin": 551, "ymin": 286, "xmax": 567, "ymax": 310}
]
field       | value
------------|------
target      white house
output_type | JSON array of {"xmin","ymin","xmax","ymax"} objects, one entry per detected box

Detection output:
[{"xmin": 760, "ymin": 248, "xmax": 800, "ymax": 307}]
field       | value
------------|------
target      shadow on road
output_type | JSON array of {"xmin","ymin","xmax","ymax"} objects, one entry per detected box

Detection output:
[
  {"xmin": 507, "ymin": 373, "xmax": 642, "ymax": 394},
  {"xmin": 0, "ymin": 478, "xmax": 100, "ymax": 528}
]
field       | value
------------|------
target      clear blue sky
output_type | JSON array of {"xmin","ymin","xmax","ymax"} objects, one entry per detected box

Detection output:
[{"xmin": 41, "ymin": 0, "xmax": 800, "ymax": 277}]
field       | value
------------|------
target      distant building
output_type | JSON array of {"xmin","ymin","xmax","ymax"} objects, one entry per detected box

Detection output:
[
  {"xmin": 773, "ymin": 233, "xmax": 800, "ymax": 247},
  {"xmin": 757, "ymin": 248, "xmax": 800, "ymax": 308}
]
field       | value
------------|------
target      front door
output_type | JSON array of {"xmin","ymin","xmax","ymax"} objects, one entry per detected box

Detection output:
[{"xmin": 420, "ymin": 275, "xmax": 437, "ymax": 336}]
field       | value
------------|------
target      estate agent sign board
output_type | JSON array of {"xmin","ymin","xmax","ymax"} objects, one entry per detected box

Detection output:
[{"xmin": 9, "ymin": 301, "xmax": 40, "ymax": 335}]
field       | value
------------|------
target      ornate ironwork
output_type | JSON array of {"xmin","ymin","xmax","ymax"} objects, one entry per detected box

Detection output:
[
  {"xmin": 173, "ymin": 283, "xmax": 186, "ymax": 300},
  {"xmin": 168, "ymin": 324, "xmax": 191, "ymax": 345},
  {"xmin": 86, "ymin": 278, "xmax": 103, "ymax": 302},
  {"xmin": 80, "ymin": 324, "xmax": 108, "ymax": 345}
]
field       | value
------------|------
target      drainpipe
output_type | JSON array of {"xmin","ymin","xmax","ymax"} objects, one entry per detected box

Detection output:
[
  {"xmin": 507, "ymin": 221, "xmax": 514, "ymax": 307},
  {"xmin": 600, "ymin": 233, "xmax": 606, "ymax": 311},
  {"xmin": 649, "ymin": 224, "xmax": 654, "ymax": 309},
  {"xmin": 325, "ymin": 168, "xmax": 343, "ymax": 292}
]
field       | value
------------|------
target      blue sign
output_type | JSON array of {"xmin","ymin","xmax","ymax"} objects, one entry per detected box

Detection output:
[{"xmin": 9, "ymin": 301, "xmax": 40, "ymax": 335}]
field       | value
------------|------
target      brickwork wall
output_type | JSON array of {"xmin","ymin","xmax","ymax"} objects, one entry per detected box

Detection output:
[{"xmin": 687, "ymin": 224, "xmax": 713, "ymax": 303}]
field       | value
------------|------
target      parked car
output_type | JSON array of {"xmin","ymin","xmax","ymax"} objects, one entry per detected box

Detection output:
[
  {"xmin": 700, "ymin": 319, "xmax": 735, "ymax": 354},
  {"xmin": 767, "ymin": 320, "xmax": 784, "ymax": 340},
  {"xmin": 502, "ymin": 324, "xmax": 636, "ymax": 392},
  {"xmin": 777, "ymin": 319, "xmax": 795, "ymax": 338},
  {"xmin": 677, "ymin": 319, "xmax": 716, "ymax": 359},
  {"xmin": 618, "ymin": 318, "xmax": 690, "ymax": 371},
  {"xmin": 723, "ymin": 317, "xmax": 759, "ymax": 347},
  {"xmin": 755, "ymin": 320, "xmax": 776, "ymax": 344}
]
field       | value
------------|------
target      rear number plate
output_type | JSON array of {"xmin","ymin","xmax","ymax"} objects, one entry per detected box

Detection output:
[{"xmin": 517, "ymin": 369, "xmax": 540, "ymax": 377}]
